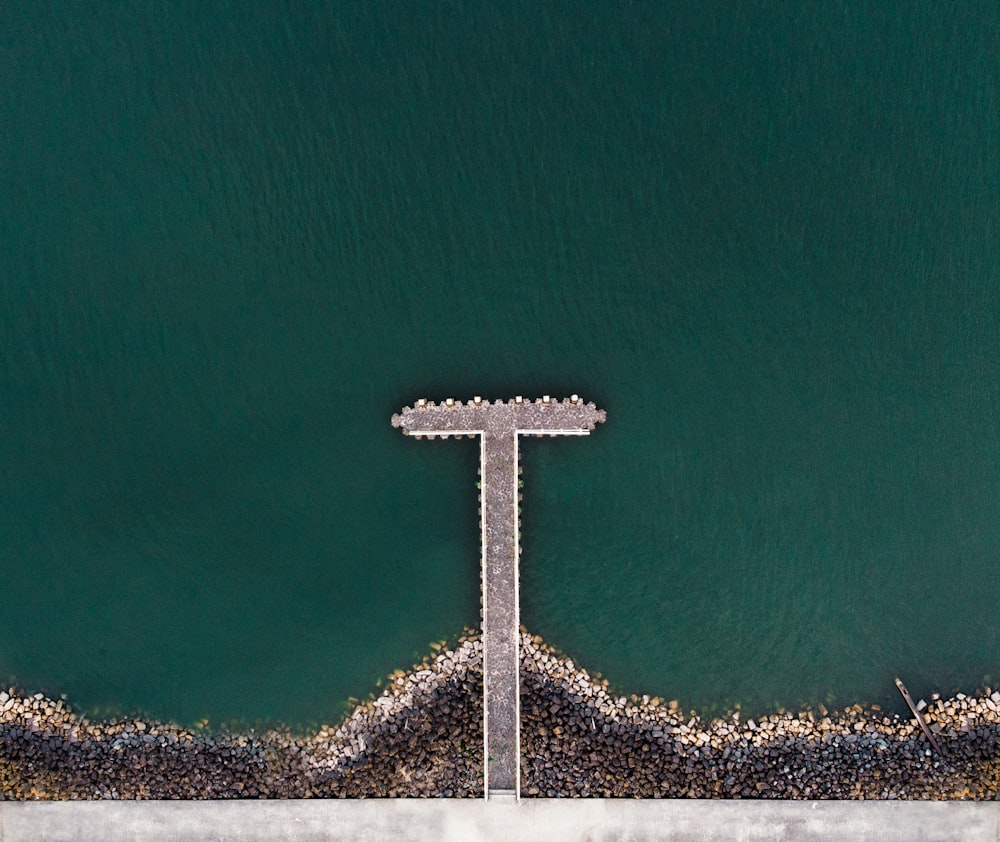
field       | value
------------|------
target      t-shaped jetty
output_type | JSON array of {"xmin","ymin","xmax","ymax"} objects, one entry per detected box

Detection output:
[{"xmin": 392, "ymin": 395, "xmax": 607, "ymax": 800}]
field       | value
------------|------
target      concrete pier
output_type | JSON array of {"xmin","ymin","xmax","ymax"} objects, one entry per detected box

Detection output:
[{"xmin": 392, "ymin": 396, "xmax": 606, "ymax": 799}]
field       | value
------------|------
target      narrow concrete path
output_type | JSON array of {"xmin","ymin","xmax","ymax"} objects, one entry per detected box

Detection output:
[
  {"xmin": 480, "ymin": 428, "xmax": 519, "ymax": 794},
  {"xmin": 2, "ymin": 800, "xmax": 994, "ymax": 842}
]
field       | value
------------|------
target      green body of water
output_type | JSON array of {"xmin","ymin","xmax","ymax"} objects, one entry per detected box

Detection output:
[{"xmin": 2, "ymin": 2, "xmax": 999, "ymax": 727}]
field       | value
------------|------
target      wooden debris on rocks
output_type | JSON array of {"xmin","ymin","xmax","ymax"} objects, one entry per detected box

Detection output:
[{"xmin": 895, "ymin": 677, "xmax": 945, "ymax": 756}]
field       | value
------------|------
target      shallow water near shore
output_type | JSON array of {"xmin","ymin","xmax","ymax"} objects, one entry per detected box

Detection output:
[{"xmin": 1, "ymin": 2, "xmax": 999, "ymax": 728}]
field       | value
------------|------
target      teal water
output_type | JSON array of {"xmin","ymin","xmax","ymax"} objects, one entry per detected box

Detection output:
[{"xmin": 1, "ymin": 2, "xmax": 999, "ymax": 727}]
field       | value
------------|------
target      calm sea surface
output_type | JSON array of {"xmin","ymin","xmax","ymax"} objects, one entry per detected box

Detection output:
[{"xmin": 2, "ymin": 2, "xmax": 998, "ymax": 727}]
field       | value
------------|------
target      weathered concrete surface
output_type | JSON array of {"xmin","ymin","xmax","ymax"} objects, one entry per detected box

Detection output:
[
  {"xmin": 1, "ymin": 800, "xmax": 995, "ymax": 842},
  {"xmin": 481, "ymin": 429, "xmax": 519, "ymax": 793},
  {"xmin": 390, "ymin": 396, "xmax": 606, "ymax": 440}
]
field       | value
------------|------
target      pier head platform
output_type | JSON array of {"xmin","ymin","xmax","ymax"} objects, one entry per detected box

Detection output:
[{"xmin": 392, "ymin": 395, "xmax": 606, "ymax": 799}]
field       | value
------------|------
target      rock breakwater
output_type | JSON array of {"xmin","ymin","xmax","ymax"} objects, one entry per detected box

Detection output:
[
  {"xmin": 520, "ymin": 635, "xmax": 1000, "ymax": 799},
  {"xmin": 2, "ymin": 632, "xmax": 998, "ymax": 799}
]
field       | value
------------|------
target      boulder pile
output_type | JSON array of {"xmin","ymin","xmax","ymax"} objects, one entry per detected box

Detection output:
[
  {"xmin": 2, "ymin": 632, "xmax": 998, "ymax": 799},
  {"xmin": 520, "ymin": 635, "xmax": 1000, "ymax": 799}
]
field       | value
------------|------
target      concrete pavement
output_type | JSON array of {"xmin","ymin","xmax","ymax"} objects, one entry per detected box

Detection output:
[{"xmin": 1, "ymin": 799, "xmax": 995, "ymax": 842}]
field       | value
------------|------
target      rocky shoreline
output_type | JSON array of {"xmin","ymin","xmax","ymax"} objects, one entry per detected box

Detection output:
[{"xmin": 2, "ymin": 632, "xmax": 998, "ymax": 799}]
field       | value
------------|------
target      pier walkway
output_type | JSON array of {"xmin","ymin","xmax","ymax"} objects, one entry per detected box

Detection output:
[{"xmin": 392, "ymin": 396, "xmax": 606, "ymax": 799}]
